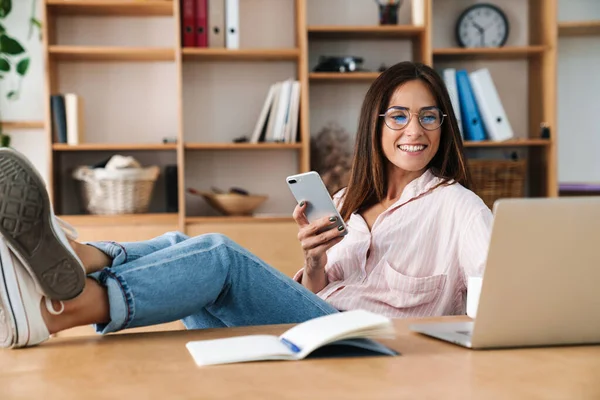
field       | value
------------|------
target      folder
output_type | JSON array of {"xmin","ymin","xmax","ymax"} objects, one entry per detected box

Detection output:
[
  {"xmin": 225, "ymin": 0, "xmax": 239, "ymax": 49},
  {"xmin": 208, "ymin": 0, "xmax": 225, "ymax": 48},
  {"xmin": 456, "ymin": 69, "xmax": 486, "ymax": 141},
  {"xmin": 181, "ymin": 0, "xmax": 196, "ymax": 47},
  {"xmin": 194, "ymin": 0, "xmax": 208, "ymax": 47},
  {"xmin": 469, "ymin": 68, "xmax": 514, "ymax": 142},
  {"xmin": 442, "ymin": 68, "xmax": 463, "ymax": 139}
]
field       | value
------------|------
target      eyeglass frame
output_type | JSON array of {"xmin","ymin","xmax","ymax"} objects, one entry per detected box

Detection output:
[{"xmin": 378, "ymin": 106, "xmax": 447, "ymax": 131}]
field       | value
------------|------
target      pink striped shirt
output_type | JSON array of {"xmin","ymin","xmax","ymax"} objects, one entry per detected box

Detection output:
[{"xmin": 294, "ymin": 169, "xmax": 493, "ymax": 318}]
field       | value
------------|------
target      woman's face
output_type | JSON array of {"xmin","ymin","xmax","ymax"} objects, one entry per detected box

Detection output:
[{"xmin": 380, "ymin": 80, "xmax": 441, "ymax": 175}]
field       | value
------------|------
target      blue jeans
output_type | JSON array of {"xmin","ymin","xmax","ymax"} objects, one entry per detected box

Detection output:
[{"xmin": 88, "ymin": 232, "xmax": 337, "ymax": 334}]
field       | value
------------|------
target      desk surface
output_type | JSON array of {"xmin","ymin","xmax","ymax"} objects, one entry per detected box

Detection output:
[{"xmin": 1, "ymin": 316, "xmax": 599, "ymax": 399}]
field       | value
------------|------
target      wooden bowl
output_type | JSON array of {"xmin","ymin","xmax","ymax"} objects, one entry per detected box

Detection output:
[{"xmin": 199, "ymin": 192, "xmax": 268, "ymax": 216}]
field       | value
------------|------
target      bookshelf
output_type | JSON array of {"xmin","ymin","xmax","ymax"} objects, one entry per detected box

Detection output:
[{"xmin": 41, "ymin": 0, "xmax": 558, "ymax": 274}]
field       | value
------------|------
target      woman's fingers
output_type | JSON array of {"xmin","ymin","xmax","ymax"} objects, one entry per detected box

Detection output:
[
  {"xmin": 300, "ymin": 224, "xmax": 345, "ymax": 251},
  {"xmin": 292, "ymin": 201, "xmax": 310, "ymax": 228}
]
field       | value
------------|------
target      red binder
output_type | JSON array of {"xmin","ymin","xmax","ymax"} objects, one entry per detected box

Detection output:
[
  {"xmin": 181, "ymin": 0, "xmax": 196, "ymax": 47},
  {"xmin": 195, "ymin": 0, "xmax": 208, "ymax": 47}
]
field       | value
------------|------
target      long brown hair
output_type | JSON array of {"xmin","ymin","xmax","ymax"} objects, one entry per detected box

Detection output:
[{"xmin": 339, "ymin": 61, "xmax": 471, "ymax": 221}]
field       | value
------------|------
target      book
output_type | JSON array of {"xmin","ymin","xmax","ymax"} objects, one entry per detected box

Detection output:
[
  {"xmin": 469, "ymin": 68, "xmax": 514, "ymax": 142},
  {"xmin": 64, "ymin": 93, "xmax": 85, "ymax": 145},
  {"xmin": 50, "ymin": 94, "xmax": 67, "ymax": 143},
  {"xmin": 186, "ymin": 309, "xmax": 398, "ymax": 366},
  {"xmin": 181, "ymin": 0, "xmax": 196, "ymax": 47}
]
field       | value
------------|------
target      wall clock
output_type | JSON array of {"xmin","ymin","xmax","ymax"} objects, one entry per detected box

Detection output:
[{"xmin": 456, "ymin": 3, "xmax": 509, "ymax": 48}]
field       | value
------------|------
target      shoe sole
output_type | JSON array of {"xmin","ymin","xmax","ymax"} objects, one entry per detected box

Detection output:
[
  {"xmin": 0, "ymin": 252, "xmax": 17, "ymax": 348},
  {"xmin": 0, "ymin": 149, "xmax": 85, "ymax": 301}
]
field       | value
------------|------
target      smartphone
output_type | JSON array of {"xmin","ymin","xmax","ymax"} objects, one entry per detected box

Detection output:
[{"xmin": 286, "ymin": 171, "xmax": 348, "ymax": 235}]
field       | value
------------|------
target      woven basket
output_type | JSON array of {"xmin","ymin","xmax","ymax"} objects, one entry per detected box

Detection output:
[
  {"xmin": 73, "ymin": 166, "xmax": 160, "ymax": 215},
  {"xmin": 468, "ymin": 159, "xmax": 527, "ymax": 209}
]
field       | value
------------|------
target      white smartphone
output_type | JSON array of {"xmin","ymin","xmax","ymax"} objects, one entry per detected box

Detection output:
[{"xmin": 286, "ymin": 171, "xmax": 348, "ymax": 235}]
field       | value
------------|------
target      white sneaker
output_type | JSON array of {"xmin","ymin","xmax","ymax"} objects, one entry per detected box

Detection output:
[
  {"xmin": 0, "ymin": 148, "xmax": 86, "ymax": 300},
  {"xmin": 0, "ymin": 238, "xmax": 64, "ymax": 349}
]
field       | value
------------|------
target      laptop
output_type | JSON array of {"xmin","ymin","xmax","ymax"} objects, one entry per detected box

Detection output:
[{"xmin": 409, "ymin": 197, "xmax": 600, "ymax": 349}]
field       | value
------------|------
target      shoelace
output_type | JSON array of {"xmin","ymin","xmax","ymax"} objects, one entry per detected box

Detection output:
[
  {"xmin": 44, "ymin": 297, "xmax": 65, "ymax": 316},
  {"xmin": 55, "ymin": 217, "xmax": 78, "ymax": 241}
]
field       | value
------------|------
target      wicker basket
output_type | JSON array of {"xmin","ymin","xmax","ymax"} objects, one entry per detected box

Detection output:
[
  {"xmin": 73, "ymin": 166, "xmax": 160, "ymax": 215},
  {"xmin": 468, "ymin": 159, "xmax": 527, "ymax": 209}
]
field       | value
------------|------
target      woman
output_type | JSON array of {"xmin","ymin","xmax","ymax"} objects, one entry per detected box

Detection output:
[{"xmin": 0, "ymin": 61, "xmax": 492, "ymax": 349}]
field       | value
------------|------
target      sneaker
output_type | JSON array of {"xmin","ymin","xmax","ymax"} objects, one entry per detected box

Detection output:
[
  {"xmin": 0, "ymin": 237, "xmax": 63, "ymax": 349},
  {"xmin": 0, "ymin": 148, "xmax": 85, "ymax": 300}
]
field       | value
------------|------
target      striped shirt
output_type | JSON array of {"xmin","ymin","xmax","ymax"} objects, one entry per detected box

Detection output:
[{"xmin": 294, "ymin": 169, "xmax": 493, "ymax": 318}]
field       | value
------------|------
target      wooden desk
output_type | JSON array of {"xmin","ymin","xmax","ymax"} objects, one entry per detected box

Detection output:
[{"xmin": 1, "ymin": 316, "xmax": 599, "ymax": 399}]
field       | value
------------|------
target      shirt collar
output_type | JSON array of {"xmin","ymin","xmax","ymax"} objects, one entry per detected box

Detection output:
[{"xmin": 390, "ymin": 169, "xmax": 447, "ymax": 209}]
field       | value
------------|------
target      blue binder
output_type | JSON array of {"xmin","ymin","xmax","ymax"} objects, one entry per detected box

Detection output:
[{"xmin": 456, "ymin": 69, "xmax": 486, "ymax": 141}]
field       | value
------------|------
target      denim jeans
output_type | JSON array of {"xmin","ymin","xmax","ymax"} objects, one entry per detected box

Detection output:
[{"xmin": 88, "ymin": 232, "xmax": 337, "ymax": 334}]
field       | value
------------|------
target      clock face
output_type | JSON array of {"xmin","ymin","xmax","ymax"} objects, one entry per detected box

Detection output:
[{"xmin": 456, "ymin": 4, "xmax": 509, "ymax": 48}]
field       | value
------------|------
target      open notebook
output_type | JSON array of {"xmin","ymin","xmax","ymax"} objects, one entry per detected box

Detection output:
[{"xmin": 186, "ymin": 310, "xmax": 399, "ymax": 366}]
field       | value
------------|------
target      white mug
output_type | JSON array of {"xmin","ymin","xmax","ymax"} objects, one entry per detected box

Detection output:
[{"xmin": 467, "ymin": 276, "xmax": 483, "ymax": 318}]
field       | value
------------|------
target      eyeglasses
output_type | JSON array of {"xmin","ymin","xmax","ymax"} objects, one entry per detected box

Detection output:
[{"xmin": 379, "ymin": 106, "xmax": 446, "ymax": 131}]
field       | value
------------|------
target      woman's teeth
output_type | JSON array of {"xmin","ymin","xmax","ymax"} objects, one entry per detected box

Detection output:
[{"xmin": 398, "ymin": 144, "xmax": 426, "ymax": 152}]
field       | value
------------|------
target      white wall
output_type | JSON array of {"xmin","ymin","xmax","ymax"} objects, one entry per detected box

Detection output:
[
  {"xmin": 557, "ymin": 0, "xmax": 600, "ymax": 184},
  {"xmin": 0, "ymin": 0, "xmax": 47, "ymax": 182}
]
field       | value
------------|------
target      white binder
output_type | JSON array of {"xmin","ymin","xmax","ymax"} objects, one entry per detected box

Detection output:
[
  {"xmin": 225, "ymin": 0, "xmax": 239, "ymax": 49},
  {"xmin": 442, "ymin": 68, "xmax": 463, "ymax": 138},
  {"xmin": 208, "ymin": 0, "xmax": 225, "ymax": 48},
  {"xmin": 469, "ymin": 68, "xmax": 514, "ymax": 142}
]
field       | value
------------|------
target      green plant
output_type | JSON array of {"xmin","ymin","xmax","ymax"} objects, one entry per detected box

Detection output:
[{"xmin": 0, "ymin": 0, "xmax": 42, "ymax": 146}]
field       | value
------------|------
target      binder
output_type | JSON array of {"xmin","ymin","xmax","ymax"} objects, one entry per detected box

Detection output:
[
  {"xmin": 181, "ymin": 0, "xmax": 196, "ymax": 47},
  {"xmin": 455, "ymin": 69, "xmax": 486, "ymax": 141},
  {"xmin": 208, "ymin": 0, "xmax": 225, "ymax": 48},
  {"xmin": 225, "ymin": 0, "xmax": 239, "ymax": 49},
  {"xmin": 469, "ymin": 68, "xmax": 514, "ymax": 142},
  {"xmin": 442, "ymin": 68, "xmax": 463, "ymax": 139},
  {"xmin": 194, "ymin": 0, "xmax": 208, "ymax": 47}
]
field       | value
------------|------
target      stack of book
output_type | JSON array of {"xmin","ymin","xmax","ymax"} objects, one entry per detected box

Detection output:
[
  {"xmin": 442, "ymin": 68, "xmax": 514, "ymax": 142},
  {"xmin": 50, "ymin": 94, "xmax": 85, "ymax": 145},
  {"xmin": 250, "ymin": 79, "xmax": 301, "ymax": 144},
  {"xmin": 181, "ymin": 0, "xmax": 239, "ymax": 49}
]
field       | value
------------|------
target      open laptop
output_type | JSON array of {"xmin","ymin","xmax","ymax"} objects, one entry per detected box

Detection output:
[{"xmin": 409, "ymin": 197, "xmax": 600, "ymax": 349}]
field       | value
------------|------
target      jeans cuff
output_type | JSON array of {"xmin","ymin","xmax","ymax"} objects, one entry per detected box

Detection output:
[
  {"xmin": 88, "ymin": 268, "xmax": 134, "ymax": 334},
  {"xmin": 85, "ymin": 241, "xmax": 128, "ymax": 267}
]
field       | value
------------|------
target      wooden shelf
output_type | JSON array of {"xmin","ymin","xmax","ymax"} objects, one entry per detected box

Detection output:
[
  {"xmin": 558, "ymin": 21, "xmax": 600, "ymax": 37},
  {"xmin": 53, "ymin": 143, "xmax": 177, "ymax": 151},
  {"xmin": 186, "ymin": 216, "xmax": 293, "ymax": 224},
  {"xmin": 463, "ymin": 139, "xmax": 551, "ymax": 148},
  {"xmin": 185, "ymin": 143, "xmax": 302, "ymax": 150},
  {"xmin": 0, "ymin": 121, "xmax": 44, "ymax": 130},
  {"xmin": 59, "ymin": 213, "xmax": 179, "ymax": 226},
  {"xmin": 182, "ymin": 48, "xmax": 300, "ymax": 61},
  {"xmin": 46, "ymin": 0, "xmax": 174, "ymax": 16},
  {"xmin": 49, "ymin": 46, "xmax": 175, "ymax": 62},
  {"xmin": 307, "ymin": 25, "xmax": 424, "ymax": 40},
  {"xmin": 309, "ymin": 72, "xmax": 381, "ymax": 82},
  {"xmin": 433, "ymin": 46, "xmax": 548, "ymax": 60}
]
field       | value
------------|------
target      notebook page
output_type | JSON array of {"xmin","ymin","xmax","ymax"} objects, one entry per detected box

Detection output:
[
  {"xmin": 186, "ymin": 335, "xmax": 294, "ymax": 366},
  {"xmin": 279, "ymin": 310, "xmax": 393, "ymax": 359}
]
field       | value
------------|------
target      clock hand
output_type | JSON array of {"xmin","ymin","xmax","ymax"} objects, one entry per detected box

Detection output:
[{"xmin": 472, "ymin": 21, "xmax": 485, "ymax": 33}]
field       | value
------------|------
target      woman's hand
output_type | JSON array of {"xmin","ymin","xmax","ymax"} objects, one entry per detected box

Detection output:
[{"xmin": 293, "ymin": 201, "xmax": 346, "ymax": 275}]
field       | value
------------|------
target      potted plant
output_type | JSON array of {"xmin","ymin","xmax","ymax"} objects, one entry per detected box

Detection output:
[{"xmin": 0, "ymin": 0, "xmax": 42, "ymax": 147}]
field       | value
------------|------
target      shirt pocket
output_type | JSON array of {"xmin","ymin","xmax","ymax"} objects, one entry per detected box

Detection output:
[{"xmin": 382, "ymin": 260, "xmax": 447, "ymax": 308}]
